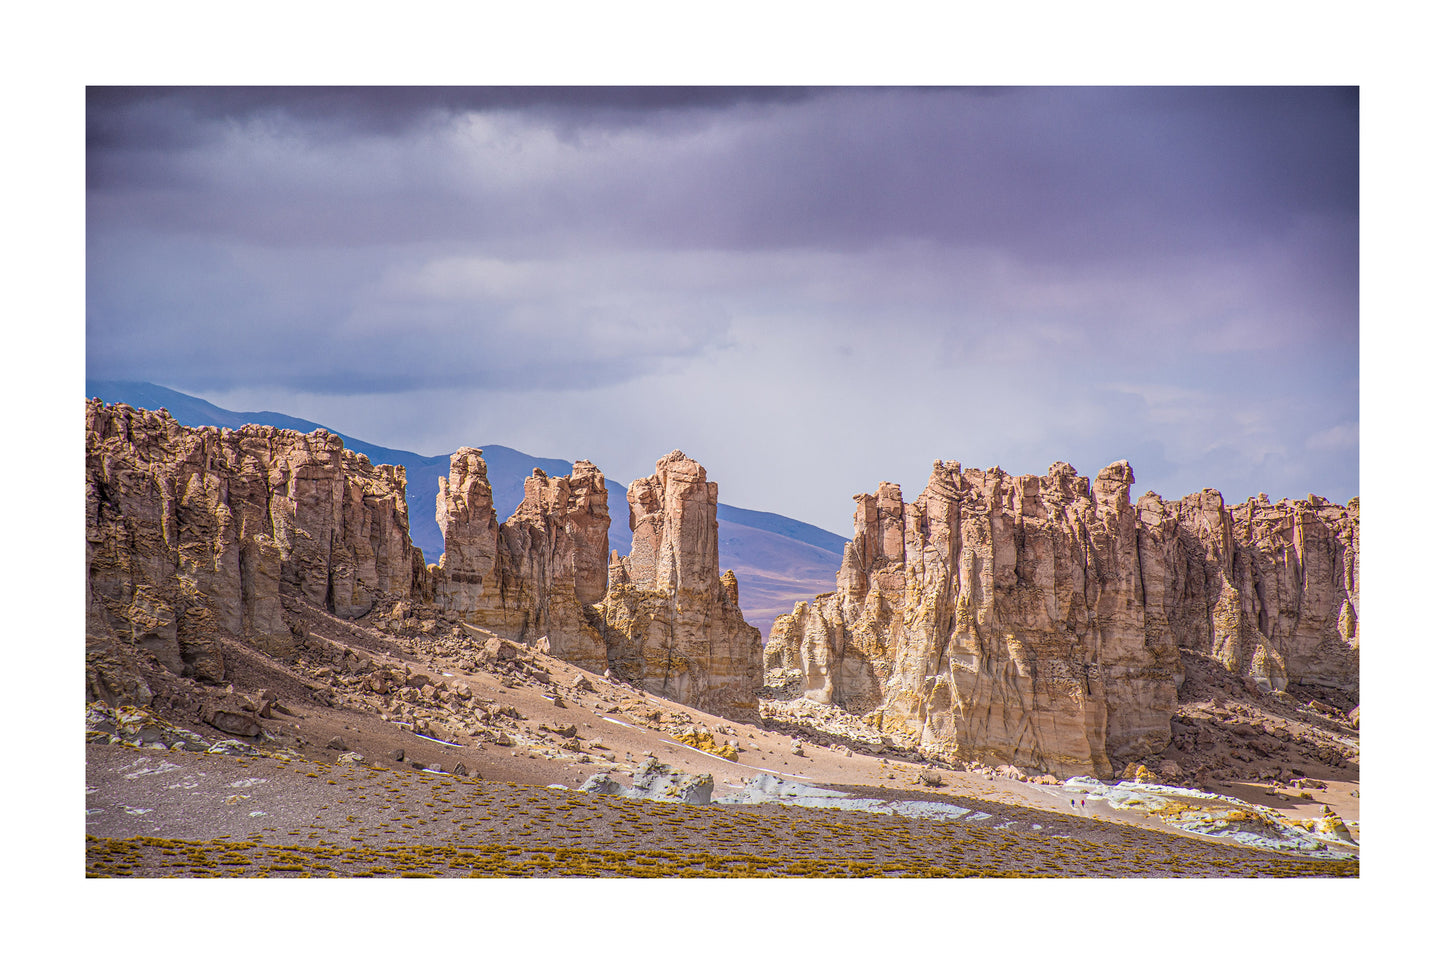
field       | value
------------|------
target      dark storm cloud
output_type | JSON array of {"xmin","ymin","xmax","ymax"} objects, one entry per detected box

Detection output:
[
  {"xmin": 88, "ymin": 84, "xmax": 825, "ymax": 132},
  {"xmin": 85, "ymin": 86, "xmax": 1358, "ymax": 518},
  {"xmin": 87, "ymin": 86, "xmax": 1356, "ymax": 267},
  {"xmin": 701, "ymin": 85, "xmax": 1357, "ymax": 260},
  {"xmin": 86, "ymin": 85, "xmax": 824, "ymax": 176}
]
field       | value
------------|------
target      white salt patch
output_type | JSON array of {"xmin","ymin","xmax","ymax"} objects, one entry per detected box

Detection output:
[
  {"xmin": 122, "ymin": 760, "xmax": 183, "ymax": 779},
  {"xmin": 1061, "ymin": 776, "xmax": 1353, "ymax": 858},
  {"xmin": 716, "ymin": 773, "xmax": 981, "ymax": 822}
]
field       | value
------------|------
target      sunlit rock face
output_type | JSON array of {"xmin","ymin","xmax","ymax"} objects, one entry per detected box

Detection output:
[
  {"xmin": 86, "ymin": 399, "xmax": 419, "ymax": 695},
  {"xmin": 87, "ymin": 407, "xmax": 763, "ymax": 720},
  {"xmin": 429, "ymin": 447, "xmax": 762, "ymax": 712},
  {"xmin": 600, "ymin": 451, "xmax": 763, "ymax": 717},
  {"xmin": 766, "ymin": 459, "xmax": 1359, "ymax": 778},
  {"xmin": 432, "ymin": 452, "xmax": 611, "ymax": 672}
]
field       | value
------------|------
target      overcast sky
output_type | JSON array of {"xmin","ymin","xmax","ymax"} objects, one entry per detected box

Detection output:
[{"xmin": 86, "ymin": 86, "xmax": 1358, "ymax": 536}]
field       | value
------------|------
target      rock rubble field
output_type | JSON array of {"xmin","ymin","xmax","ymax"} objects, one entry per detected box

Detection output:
[{"xmin": 85, "ymin": 589, "xmax": 1356, "ymax": 877}]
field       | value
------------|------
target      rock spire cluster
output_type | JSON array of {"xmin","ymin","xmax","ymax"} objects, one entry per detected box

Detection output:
[
  {"xmin": 84, "ymin": 401, "xmax": 1357, "ymax": 765},
  {"xmin": 430, "ymin": 450, "xmax": 612, "ymax": 671},
  {"xmin": 596, "ymin": 451, "xmax": 763, "ymax": 716},
  {"xmin": 86, "ymin": 402, "xmax": 761, "ymax": 717},
  {"xmin": 764, "ymin": 459, "xmax": 1359, "ymax": 777},
  {"xmin": 86, "ymin": 400, "xmax": 419, "ymax": 699}
]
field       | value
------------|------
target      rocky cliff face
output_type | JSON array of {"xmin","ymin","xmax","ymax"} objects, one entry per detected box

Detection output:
[
  {"xmin": 765, "ymin": 459, "xmax": 1359, "ymax": 778},
  {"xmin": 599, "ymin": 451, "xmax": 763, "ymax": 716},
  {"xmin": 431, "ymin": 452, "xmax": 611, "ymax": 672},
  {"xmin": 87, "ymin": 405, "xmax": 761, "ymax": 721},
  {"xmin": 86, "ymin": 400, "xmax": 419, "ymax": 700},
  {"xmin": 1135, "ymin": 489, "xmax": 1359, "ymax": 694}
]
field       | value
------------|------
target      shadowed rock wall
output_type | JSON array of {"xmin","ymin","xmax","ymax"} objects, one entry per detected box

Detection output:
[{"xmin": 86, "ymin": 400, "xmax": 419, "ymax": 698}]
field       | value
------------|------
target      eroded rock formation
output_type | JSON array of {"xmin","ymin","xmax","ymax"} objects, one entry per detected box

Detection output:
[
  {"xmin": 86, "ymin": 404, "xmax": 761, "ymax": 721},
  {"xmin": 598, "ymin": 451, "xmax": 763, "ymax": 716},
  {"xmin": 1134, "ymin": 489, "xmax": 1359, "ymax": 693},
  {"xmin": 86, "ymin": 400, "xmax": 419, "ymax": 699},
  {"xmin": 765, "ymin": 459, "xmax": 1359, "ymax": 778},
  {"xmin": 431, "ymin": 452, "xmax": 611, "ymax": 671}
]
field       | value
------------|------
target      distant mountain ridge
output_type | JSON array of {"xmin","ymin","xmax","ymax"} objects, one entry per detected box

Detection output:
[{"xmin": 85, "ymin": 381, "xmax": 845, "ymax": 632}]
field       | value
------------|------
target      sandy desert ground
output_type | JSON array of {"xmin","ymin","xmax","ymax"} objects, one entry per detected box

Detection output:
[{"xmin": 85, "ymin": 595, "xmax": 1358, "ymax": 879}]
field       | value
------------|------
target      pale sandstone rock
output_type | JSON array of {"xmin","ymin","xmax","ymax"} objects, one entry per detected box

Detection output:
[
  {"xmin": 1134, "ymin": 488, "xmax": 1359, "ymax": 693},
  {"xmin": 90, "ymin": 410, "xmax": 761, "ymax": 721},
  {"xmin": 431, "ymin": 448, "xmax": 499, "ymax": 602},
  {"xmin": 766, "ymin": 458, "xmax": 1359, "ymax": 778},
  {"xmin": 430, "ymin": 454, "xmax": 611, "ymax": 671},
  {"xmin": 86, "ymin": 400, "xmax": 419, "ymax": 692},
  {"xmin": 599, "ymin": 451, "xmax": 762, "ymax": 716}
]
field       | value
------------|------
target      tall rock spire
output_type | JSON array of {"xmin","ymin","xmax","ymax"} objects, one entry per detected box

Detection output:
[{"xmin": 600, "ymin": 450, "xmax": 762, "ymax": 716}]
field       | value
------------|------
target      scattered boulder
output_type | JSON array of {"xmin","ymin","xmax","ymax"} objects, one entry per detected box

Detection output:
[
  {"xmin": 580, "ymin": 773, "xmax": 621, "ymax": 795},
  {"xmin": 675, "ymin": 728, "xmax": 739, "ymax": 762},
  {"xmin": 202, "ymin": 701, "xmax": 262, "ymax": 738},
  {"xmin": 1314, "ymin": 810, "xmax": 1355, "ymax": 843},
  {"xmin": 582, "ymin": 756, "xmax": 714, "ymax": 805}
]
